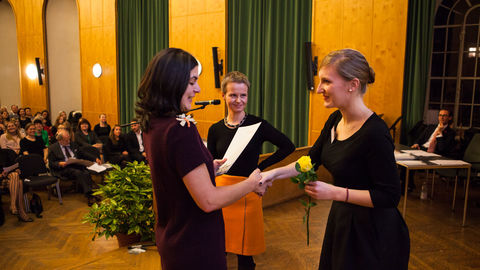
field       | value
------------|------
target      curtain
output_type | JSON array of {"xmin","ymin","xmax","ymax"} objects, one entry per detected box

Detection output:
[
  {"xmin": 117, "ymin": 0, "xmax": 169, "ymax": 125},
  {"xmin": 400, "ymin": 0, "xmax": 436, "ymax": 144},
  {"xmin": 228, "ymin": 0, "xmax": 312, "ymax": 152}
]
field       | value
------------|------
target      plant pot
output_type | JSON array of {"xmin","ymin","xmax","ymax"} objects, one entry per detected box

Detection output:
[{"xmin": 116, "ymin": 232, "xmax": 141, "ymax": 247}]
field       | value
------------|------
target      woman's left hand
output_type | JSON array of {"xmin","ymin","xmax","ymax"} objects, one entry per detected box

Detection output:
[
  {"xmin": 213, "ymin": 158, "xmax": 227, "ymax": 172},
  {"xmin": 304, "ymin": 181, "xmax": 337, "ymax": 200}
]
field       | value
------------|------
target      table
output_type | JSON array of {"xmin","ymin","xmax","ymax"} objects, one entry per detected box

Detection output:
[{"xmin": 395, "ymin": 145, "xmax": 472, "ymax": 226}]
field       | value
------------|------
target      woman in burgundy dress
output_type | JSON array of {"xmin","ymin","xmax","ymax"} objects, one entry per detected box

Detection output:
[{"xmin": 136, "ymin": 48, "xmax": 268, "ymax": 270}]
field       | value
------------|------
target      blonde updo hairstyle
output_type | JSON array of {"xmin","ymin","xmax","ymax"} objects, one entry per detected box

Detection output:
[
  {"xmin": 319, "ymin": 49, "xmax": 375, "ymax": 94},
  {"xmin": 220, "ymin": 71, "xmax": 251, "ymax": 95}
]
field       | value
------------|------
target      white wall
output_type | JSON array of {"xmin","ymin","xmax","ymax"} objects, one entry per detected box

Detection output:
[
  {"xmin": 0, "ymin": 1, "xmax": 21, "ymax": 108},
  {"xmin": 46, "ymin": 0, "xmax": 82, "ymax": 118}
]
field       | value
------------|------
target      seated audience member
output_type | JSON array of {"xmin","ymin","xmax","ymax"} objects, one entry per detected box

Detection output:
[
  {"xmin": 13, "ymin": 118, "xmax": 25, "ymax": 137},
  {"xmin": 75, "ymin": 118, "xmax": 103, "ymax": 152},
  {"xmin": 1, "ymin": 111, "xmax": 9, "ymax": 122},
  {"xmin": 33, "ymin": 118, "xmax": 49, "ymax": 147},
  {"xmin": 48, "ymin": 129, "xmax": 98, "ymax": 206},
  {"xmin": 93, "ymin": 113, "xmax": 111, "ymax": 144},
  {"xmin": 9, "ymin": 105, "xmax": 19, "ymax": 120},
  {"xmin": 0, "ymin": 121, "xmax": 22, "ymax": 154},
  {"xmin": 411, "ymin": 109, "xmax": 456, "ymax": 156},
  {"xmin": 401, "ymin": 109, "xmax": 457, "ymax": 192},
  {"xmin": 18, "ymin": 108, "xmax": 31, "ymax": 129},
  {"xmin": 41, "ymin": 110, "xmax": 52, "ymax": 127},
  {"xmin": 0, "ymin": 149, "xmax": 32, "ymax": 222},
  {"xmin": 68, "ymin": 111, "xmax": 82, "ymax": 132},
  {"xmin": 20, "ymin": 123, "xmax": 48, "ymax": 163},
  {"xmin": 125, "ymin": 119, "xmax": 146, "ymax": 162},
  {"xmin": 0, "ymin": 122, "xmax": 5, "ymax": 135},
  {"xmin": 51, "ymin": 114, "xmax": 67, "ymax": 138},
  {"xmin": 104, "ymin": 125, "xmax": 130, "ymax": 167},
  {"xmin": 24, "ymin": 107, "xmax": 33, "ymax": 119}
]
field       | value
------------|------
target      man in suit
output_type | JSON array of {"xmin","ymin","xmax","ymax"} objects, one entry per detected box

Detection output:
[
  {"xmin": 411, "ymin": 109, "xmax": 456, "ymax": 156},
  {"xmin": 402, "ymin": 109, "xmax": 457, "ymax": 193},
  {"xmin": 125, "ymin": 118, "xmax": 146, "ymax": 162},
  {"xmin": 48, "ymin": 129, "xmax": 97, "ymax": 206}
]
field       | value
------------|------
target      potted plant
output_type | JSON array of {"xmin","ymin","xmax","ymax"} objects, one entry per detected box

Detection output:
[{"xmin": 83, "ymin": 161, "xmax": 155, "ymax": 246}]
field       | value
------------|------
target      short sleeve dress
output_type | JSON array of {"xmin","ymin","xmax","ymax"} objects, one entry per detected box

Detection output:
[
  {"xmin": 310, "ymin": 110, "xmax": 410, "ymax": 270},
  {"xmin": 144, "ymin": 116, "xmax": 226, "ymax": 270}
]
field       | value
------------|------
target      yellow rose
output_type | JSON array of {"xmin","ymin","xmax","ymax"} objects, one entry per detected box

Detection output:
[{"xmin": 297, "ymin": 156, "xmax": 313, "ymax": 172}]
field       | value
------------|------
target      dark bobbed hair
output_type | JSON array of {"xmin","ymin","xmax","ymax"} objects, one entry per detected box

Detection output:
[
  {"xmin": 77, "ymin": 118, "xmax": 92, "ymax": 131},
  {"xmin": 319, "ymin": 48, "xmax": 375, "ymax": 94},
  {"xmin": 135, "ymin": 48, "xmax": 198, "ymax": 131}
]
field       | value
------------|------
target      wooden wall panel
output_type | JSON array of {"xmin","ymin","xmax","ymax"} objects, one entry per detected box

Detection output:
[
  {"xmin": 169, "ymin": 0, "xmax": 226, "ymax": 139},
  {"xmin": 77, "ymin": 0, "xmax": 118, "ymax": 126},
  {"xmin": 309, "ymin": 0, "xmax": 408, "ymax": 144},
  {"xmin": 9, "ymin": 0, "xmax": 48, "ymax": 114}
]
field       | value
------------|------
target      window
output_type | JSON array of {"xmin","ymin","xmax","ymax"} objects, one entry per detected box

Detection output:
[{"xmin": 427, "ymin": 0, "xmax": 480, "ymax": 129}]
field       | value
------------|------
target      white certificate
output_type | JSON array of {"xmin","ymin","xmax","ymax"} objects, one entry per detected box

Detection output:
[{"xmin": 216, "ymin": 122, "xmax": 262, "ymax": 175}]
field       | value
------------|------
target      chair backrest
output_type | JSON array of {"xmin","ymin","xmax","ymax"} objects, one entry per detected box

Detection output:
[
  {"xmin": 17, "ymin": 154, "xmax": 48, "ymax": 178},
  {"xmin": 464, "ymin": 133, "xmax": 480, "ymax": 167}
]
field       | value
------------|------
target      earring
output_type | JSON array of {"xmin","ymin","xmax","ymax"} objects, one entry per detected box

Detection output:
[{"xmin": 348, "ymin": 89, "xmax": 353, "ymax": 92}]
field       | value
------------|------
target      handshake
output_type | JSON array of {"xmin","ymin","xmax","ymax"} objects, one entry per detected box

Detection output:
[{"xmin": 213, "ymin": 158, "xmax": 275, "ymax": 197}]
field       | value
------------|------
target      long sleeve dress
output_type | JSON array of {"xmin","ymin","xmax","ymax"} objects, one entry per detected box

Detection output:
[
  {"xmin": 310, "ymin": 110, "xmax": 410, "ymax": 270},
  {"xmin": 144, "ymin": 116, "xmax": 226, "ymax": 270},
  {"xmin": 207, "ymin": 114, "xmax": 295, "ymax": 255}
]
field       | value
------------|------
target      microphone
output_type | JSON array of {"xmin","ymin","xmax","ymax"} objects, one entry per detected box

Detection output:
[{"xmin": 194, "ymin": 99, "xmax": 221, "ymax": 106}]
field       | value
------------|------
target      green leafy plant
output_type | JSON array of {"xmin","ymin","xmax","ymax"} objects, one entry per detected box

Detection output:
[
  {"xmin": 291, "ymin": 156, "xmax": 317, "ymax": 246},
  {"xmin": 82, "ymin": 161, "xmax": 155, "ymax": 241}
]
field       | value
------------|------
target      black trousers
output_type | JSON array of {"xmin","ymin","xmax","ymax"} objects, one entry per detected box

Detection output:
[{"xmin": 56, "ymin": 166, "xmax": 93, "ymax": 195}]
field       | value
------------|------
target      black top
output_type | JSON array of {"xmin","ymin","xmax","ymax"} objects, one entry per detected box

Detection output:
[
  {"xmin": 309, "ymin": 110, "xmax": 409, "ymax": 269},
  {"xmin": 207, "ymin": 114, "xmax": 295, "ymax": 176},
  {"xmin": 19, "ymin": 118, "xmax": 31, "ymax": 129},
  {"xmin": 144, "ymin": 116, "xmax": 226, "ymax": 270},
  {"xmin": 104, "ymin": 136, "xmax": 128, "ymax": 160},
  {"xmin": 20, "ymin": 136, "xmax": 45, "ymax": 156},
  {"xmin": 94, "ymin": 124, "xmax": 111, "ymax": 138},
  {"xmin": 74, "ymin": 130, "xmax": 101, "ymax": 148}
]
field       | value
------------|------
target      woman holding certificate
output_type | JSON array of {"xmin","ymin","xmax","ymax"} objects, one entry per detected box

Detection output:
[
  {"xmin": 260, "ymin": 49, "xmax": 410, "ymax": 269},
  {"xmin": 207, "ymin": 71, "xmax": 295, "ymax": 269},
  {"xmin": 137, "ymin": 49, "xmax": 267, "ymax": 270}
]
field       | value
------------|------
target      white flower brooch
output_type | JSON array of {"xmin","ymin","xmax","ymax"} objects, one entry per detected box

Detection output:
[{"xmin": 176, "ymin": 114, "xmax": 197, "ymax": 127}]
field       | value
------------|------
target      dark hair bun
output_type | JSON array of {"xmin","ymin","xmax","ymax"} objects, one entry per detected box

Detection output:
[{"xmin": 368, "ymin": 66, "xmax": 375, "ymax": 84}]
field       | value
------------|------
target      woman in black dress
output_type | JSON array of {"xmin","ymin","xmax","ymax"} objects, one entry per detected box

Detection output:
[
  {"xmin": 20, "ymin": 123, "xmax": 47, "ymax": 164},
  {"xmin": 93, "ymin": 113, "xmax": 111, "ymax": 145},
  {"xmin": 104, "ymin": 125, "xmax": 130, "ymax": 167},
  {"xmin": 207, "ymin": 71, "xmax": 295, "ymax": 269},
  {"xmin": 136, "ymin": 48, "xmax": 268, "ymax": 270},
  {"xmin": 261, "ymin": 49, "xmax": 410, "ymax": 269}
]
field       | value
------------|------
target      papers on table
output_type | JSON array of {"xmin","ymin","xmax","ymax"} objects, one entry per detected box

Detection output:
[
  {"xmin": 401, "ymin": 150, "xmax": 440, "ymax": 157},
  {"xmin": 430, "ymin": 160, "xmax": 470, "ymax": 166},
  {"xmin": 397, "ymin": 160, "xmax": 427, "ymax": 166},
  {"xmin": 394, "ymin": 152, "xmax": 415, "ymax": 160}
]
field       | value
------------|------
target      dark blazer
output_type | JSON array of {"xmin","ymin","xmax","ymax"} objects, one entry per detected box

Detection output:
[
  {"xmin": 48, "ymin": 142, "xmax": 98, "ymax": 171},
  {"xmin": 414, "ymin": 124, "xmax": 456, "ymax": 156},
  {"xmin": 125, "ymin": 131, "xmax": 145, "ymax": 162}
]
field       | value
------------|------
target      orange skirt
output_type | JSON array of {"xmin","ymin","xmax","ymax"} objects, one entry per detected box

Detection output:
[{"xmin": 216, "ymin": 174, "xmax": 265, "ymax": 255}]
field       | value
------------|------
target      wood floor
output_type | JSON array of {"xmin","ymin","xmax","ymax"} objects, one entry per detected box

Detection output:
[{"xmin": 1, "ymin": 179, "xmax": 480, "ymax": 270}]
